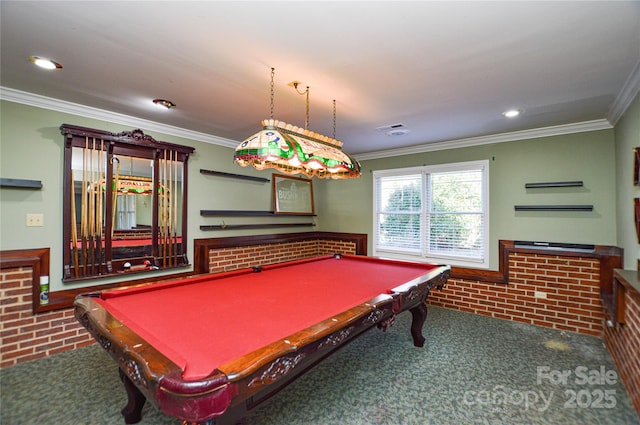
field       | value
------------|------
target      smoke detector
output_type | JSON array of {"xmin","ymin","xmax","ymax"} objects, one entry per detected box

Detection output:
[{"xmin": 376, "ymin": 123, "xmax": 411, "ymax": 137}]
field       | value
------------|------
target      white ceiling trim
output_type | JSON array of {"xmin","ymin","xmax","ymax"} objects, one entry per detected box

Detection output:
[
  {"xmin": 1, "ymin": 86, "xmax": 614, "ymax": 162},
  {"xmin": 354, "ymin": 119, "xmax": 613, "ymax": 161},
  {"xmin": 0, "ymin": 87, "xmax": 239, "ymax": 149},
  {"xmin": 607, "ymin": 58, "xmax": 640, "ymax": 126}
]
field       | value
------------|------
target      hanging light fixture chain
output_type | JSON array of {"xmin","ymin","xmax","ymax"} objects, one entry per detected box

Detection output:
[
  {"xmin": 333, "ymin": 100, "xmax": 337, "ymax": 140},
  {"xmin": 270, "ymin": 67, "xmax": 275, "ymax": 119},
  {"xmin": 305, "ymin": 86, "xmax": 310, "ymax": 130}
]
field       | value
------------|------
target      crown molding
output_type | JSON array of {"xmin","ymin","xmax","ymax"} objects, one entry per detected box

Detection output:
[
  {"xmin": 354, "ymin": 119, "xmax": 613, "ymax": 161},
  {"xmin": 0, "ymin": 87, "xmax": 617, "ymax": 162},
  {"xmin": 0, "ymin": 87, "xmax": 239, "ymax": 149},
  {"xmin": 607, "ymin": 59, "xmax": 640, "ymax": 126}
]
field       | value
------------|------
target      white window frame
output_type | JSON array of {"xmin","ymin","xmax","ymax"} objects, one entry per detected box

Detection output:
[{"xmin": 373, "ymin": 160, "xmax": 490, "ymax": 269}]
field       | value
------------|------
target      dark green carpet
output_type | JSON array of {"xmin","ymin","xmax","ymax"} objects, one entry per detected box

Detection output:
[{"xmin": 1, "ymin": 306, "xmax": 638, "ymax": 425}]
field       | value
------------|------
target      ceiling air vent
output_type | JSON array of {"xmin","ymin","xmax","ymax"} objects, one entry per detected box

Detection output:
[{"xmin": 376, "ymin": 123, "xmax": 410, "ymax": 137}]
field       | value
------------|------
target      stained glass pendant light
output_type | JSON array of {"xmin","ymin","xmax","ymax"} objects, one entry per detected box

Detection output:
[{"xmin": 234, "ymin": 69, "xmax": 361, "ymax": 179}]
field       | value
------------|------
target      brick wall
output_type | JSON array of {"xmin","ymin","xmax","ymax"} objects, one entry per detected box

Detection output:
[
  {"xmin": 605, "ymin": 284, "xmax": 640, "ymax": 415},
  {"xmin": 428, "ymin": 252, "xmax": 604, "ymax": 336},
  {"xmin": 0, "ymin": 266, "xmax": 93, "ymax": 368},
  {"xmin": 207, "ymin": 240, "xmax": 357, "ymax": 274}
]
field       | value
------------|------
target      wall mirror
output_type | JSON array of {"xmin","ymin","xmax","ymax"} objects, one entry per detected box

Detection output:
[
  {"xmin": 61, "ymin": 124, "xmax": 194, "ymax": 281},
  {"xmin": 272, "ymin": 174, "xmax": 315, "ymax": 215}
]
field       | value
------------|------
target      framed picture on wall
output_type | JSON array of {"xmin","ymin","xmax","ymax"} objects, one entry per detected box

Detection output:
[
  {"xmin": 634, "ymin": 147, "xmax": 639, "ymax": 185},
  {"xmin": 272, "ymin": 174, "xmax": 315, "ymax": 215}
]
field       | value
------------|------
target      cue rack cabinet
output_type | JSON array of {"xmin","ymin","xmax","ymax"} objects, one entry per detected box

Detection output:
[{"xmin": 60, "ymin": 124, "xmax": 194, "ymax": 281}]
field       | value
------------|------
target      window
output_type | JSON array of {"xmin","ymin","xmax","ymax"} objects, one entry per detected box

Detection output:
[{"xmin": 373, "ymin": 160, "xmax": 489, "ymax": 268}]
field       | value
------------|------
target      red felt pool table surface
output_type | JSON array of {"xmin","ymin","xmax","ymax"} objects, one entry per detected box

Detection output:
[{"xmin": 96, "ymin": 254, "xmax": 442, "ymax": 381}]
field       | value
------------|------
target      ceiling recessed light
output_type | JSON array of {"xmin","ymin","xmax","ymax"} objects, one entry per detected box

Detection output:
[
  {"xmin": 153, "ymin": 99, "xmax": 176, "ymax": 109},
  {"xmin": 29, "ymin": 56, "xmax": 62, "ymax": 70},
  {"xmin": 502, "ymin": 109, "xmax": 522, "ymax": 118}
]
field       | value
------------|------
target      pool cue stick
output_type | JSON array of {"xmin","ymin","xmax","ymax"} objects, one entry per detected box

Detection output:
[
  {"xmin": 166, "ymin": 151, "xmax": 171, "ymax": 266},
  {"xmin": 91, "ymin": 139, "xmax": 98, "ymax": 273},
  {"xmin": 172, "ymin": 151, "xmax": 178, "ymax": 265},
  {"xmin": 70, "ymin": 170, "xmax": 79, "ymax": 278},
  {"xmin": 162, "ymin": 150, "xmax": 168, "ymax": 266},
  {"xmin": 88, "ymin": 138, "xmax": 96, "ymax": 274},
  {"xmin": 168, "ymin": 150, "xmax": 174, "ymax": 265},
  {"xmin": 159, "ymin": 152, "xmax": 163, "ymax": 266},
  {"xmin": 81, "ymin": 136, "xmax": 88, "ymax": 275},
  {"xmin": 168, "ymin": 151, "xmax": 173, "ymax": 265},
  {"xmin": 111, "ymin": 157, "xmax": 120, "ymax": 239},
  {"xmin": 174, "ymin": 152, "xmax": 179, "ymax": 264},
  {"xmin": 165, "ymin": 151, "xmax": 171, "ymax": 265},
  {"xmin": 96, "ymin": 139, "xmax": 104, "ymax": 274},
  {"xmin": 159, "ymin": 151, "xmax": 164, "ymax": 266},
  {"xmin": 166, "ymin": 150, "xmax": 171, "ymax": 265},
  {"xmin": 164, "ymin": 150, "xmax": 171, "ymax": 266}
]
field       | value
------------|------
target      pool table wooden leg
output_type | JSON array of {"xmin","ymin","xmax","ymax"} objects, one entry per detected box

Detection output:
[
  {"xmin": 119, "ymin": 368, "xmax": 146, "ymax": 424},
  {"xmin": 409, "ymin": 301, "xmax": 428, "ymax": 347}
]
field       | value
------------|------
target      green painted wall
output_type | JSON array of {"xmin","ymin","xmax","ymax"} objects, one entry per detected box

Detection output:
[
  {"xmin": 615, "ymin": 93, "xmax": 640, "ymax": 269},
  {"xmin": 0, "ymin": 101, "xmax": 315, "ymax": 291},
  {"xmin": 315, "ymin": 129, "xmax": 618, "ymax": 270},
  {"xmin": 0, "ymin": 99, "xmax": 623, "ymax": 288}
]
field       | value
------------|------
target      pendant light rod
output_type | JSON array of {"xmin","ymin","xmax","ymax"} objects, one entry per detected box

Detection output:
[{"xmin": 290, "ymin": 81, "xmax": 310, "ymax": 130}]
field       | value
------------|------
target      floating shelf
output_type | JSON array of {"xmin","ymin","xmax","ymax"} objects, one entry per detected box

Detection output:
[
  {"xmin": 201, "ymin": 210, "xmax": 316, "ymax": 217},
  {"xmin": 514, "ymin": 240, "xmax": 595, "ymax": 252},
  {"xmin": 514, "ymin": 205, "xmax": 593, "ymax": 212},
  {"xmin": 0, "ymin": 178, "xmax": 42, "ymax": 189},
  {"xmin": 525, "ymin": 181, "xmax": 583, "ymax": 188},
  {"xmin": 201, "ymin": 210, "xmax": 274, "ymax": 217},
  {"xmin": 200, "ymin": 169, "xmax": 269, "ymax": 183},
  {"xmin": 200, "ymin": 223, "xmax": 314, "ymax": 231}
]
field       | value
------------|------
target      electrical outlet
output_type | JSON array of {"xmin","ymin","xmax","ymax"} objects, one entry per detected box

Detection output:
[
  {"xmin": 26, "ymin": 213, "xmax": 44, "ymax": 227},
  {"xmin": 534, "ymin": 291, "xmax": 547, "ymax": 299}
]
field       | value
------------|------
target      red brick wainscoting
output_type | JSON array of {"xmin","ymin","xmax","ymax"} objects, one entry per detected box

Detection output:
[
  {"xmin": 0, "ymin": 249, "xmax": 93, "ymax": 368},
  {"xmin": 194, "ymin": 232, "xmax": 367, "ymax": 274},
  {"xmin": 605, "ymin": 272, "xmax": 640, "ymax": 415},
  {"xmin": 429, "ymin": 252, "xmax": 604, "ymax": 336}
]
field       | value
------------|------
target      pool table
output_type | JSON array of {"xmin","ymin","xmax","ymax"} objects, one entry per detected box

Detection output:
[{"xmin": 75, "ymin": 254, "xmax": 450, "ymax": 425}]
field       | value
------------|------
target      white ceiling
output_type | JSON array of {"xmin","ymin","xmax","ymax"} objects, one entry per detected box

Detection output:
[{"xmin": 1, "ymin": 1, "xmax": 639, "ymax": 157}]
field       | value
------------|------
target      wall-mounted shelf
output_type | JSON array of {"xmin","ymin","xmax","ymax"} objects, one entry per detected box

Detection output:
[
  {"xmin": 200, "ymin": 223, "xmax": 314, "ymax": 231},
  {"xmin": 524, "ymin": 181, "xmax": 583, "ymax": 188},
  {"xmin": 514, "ymin": 205, "xmax": 593, "ymax": 212},
  {"xmin": 201, "ymin": 210, "xmax": 316, "ymax": 217},
  {"xmin": 201, "ymin": 210, "xmax": 273, "ymax": 217},
  {"xmin": 200, "ymin": 169, "xmax": 269, "ymax": 183},
  {"xmin": 0, "ymin": 178, "xmax": 42, "ymax": 189},
  {"xmin": 514, "ymin": 240, "xmax": 595, "ymax": 253}
]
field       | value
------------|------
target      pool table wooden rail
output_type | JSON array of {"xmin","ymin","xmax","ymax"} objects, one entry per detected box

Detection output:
[
  {"xmin": 74, "ymin": 260, "xmax": 450, "ymax": 424},
  {"xmin": 76, "ymin": 295, "xmax": 234, "ymax": 423}
]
